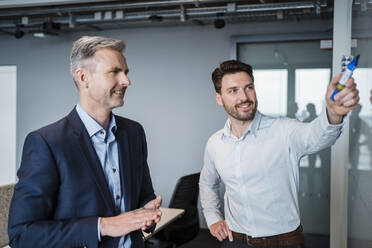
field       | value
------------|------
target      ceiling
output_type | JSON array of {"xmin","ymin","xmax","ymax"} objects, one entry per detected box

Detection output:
[{"xmin": 0, "ymin": 0, "xmax": 370, "ymax": 38}]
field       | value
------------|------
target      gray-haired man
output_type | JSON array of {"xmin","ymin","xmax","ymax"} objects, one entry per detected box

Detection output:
[{"xmin": 8, "ymin": 36, "xmax": 162, "ymax": 248}]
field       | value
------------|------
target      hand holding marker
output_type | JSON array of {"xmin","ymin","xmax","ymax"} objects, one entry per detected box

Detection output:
[{"xmin": 330, "ymin": 54, "xmax": 360, "ymax": 101}]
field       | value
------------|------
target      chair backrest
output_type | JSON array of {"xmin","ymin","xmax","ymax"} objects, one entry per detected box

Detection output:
[
  {"xmin": 164, "ymin": 173, "xmax": 200, "ymax": 246},
  {"xmin": 0, "ymin": 183, "xmax": 15, "ymax": 247},
  {"xmin": 168, "ymin": 173, "xmax": 200, "ymax": 218}
]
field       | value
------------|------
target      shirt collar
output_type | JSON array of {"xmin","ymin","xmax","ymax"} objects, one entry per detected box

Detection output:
[
  {"xmin": 222, "ymin": 111, "xmax": 262, "ymax": 140},
  {"xmin": 76, "ymin": 104, "xmax": 117, "ymax": 138}
]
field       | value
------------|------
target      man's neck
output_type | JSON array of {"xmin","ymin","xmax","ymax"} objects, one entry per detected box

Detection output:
[
  {"xmin": 79, "ymin": 100, "xmax": 111, "ymax": 131},
  {"xmin": 229, "ymin": 117, "xmax": 253, "ymax": 139}
]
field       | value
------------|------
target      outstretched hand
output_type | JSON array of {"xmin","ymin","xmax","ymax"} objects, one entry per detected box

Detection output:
[{"xmin": 326, "ymin": 73, "xmax": 360, "ymax": 124}]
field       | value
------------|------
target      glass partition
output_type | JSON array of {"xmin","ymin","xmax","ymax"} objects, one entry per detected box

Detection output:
[
  {"xmin": 238, "ymin": 41, "xmax": 333, "ymax": 242},
  {"xmin": 347, "ymin": 35, "xmax": 372, "ymax": 247}
]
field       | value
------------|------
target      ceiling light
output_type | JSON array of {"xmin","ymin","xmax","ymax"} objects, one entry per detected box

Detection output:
[
  {"xmin": 315, "ymin": 0, "xmax": 321, "ymax": 15},
  {"xmin": 94, "ymin": 12, "xmax": 102, "ymax": 20},
  {"xmin": 180, "ymin": 5, "xmax": 186, "ymax": 22},
  {"xmin": 104, "ymin": 11, "xmax": 112, "ymax": 20},
  {"xmin": 21, "ymin": 16, "xmax": 29, "ymax": 25},
  {"xmin": 115, "ymin": 10, "xmax": 124, "ymax": 19},
  {"xmin": 227, "ymin": 3, "xmax": 236, "ymax": 12},
  {"xmin": 14, "ymin": 25, "xmax": 24, "ymax": 39},
  {"xmin": 68, "ymin": 13, "xmax": 75, "ymax": 28},
  {"xmin": 33, "ymin": 32, "xmax": 47, "ymax": 38},
  {"xmin": 276, "ymin": 10, "xmax": 284, "ymax": 20},
  {"xmin": 33, "ymin": 21, "xmax": 60, "ymax": 38},
  {"xmin": 214, "ymin": 13, "xmax": 225, "ymax": 29},
  {"xmin": 149, "ymin": 15, "xmax": 163, "ymax": 22},
  {"xmin": 214, "ymin": 19, "xmax": 225, "ymax": 29}
]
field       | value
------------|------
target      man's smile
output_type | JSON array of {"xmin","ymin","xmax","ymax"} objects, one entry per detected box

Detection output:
[{"xmin": 236, "ymin": 101, "xmax": 253, "ymax": 111}]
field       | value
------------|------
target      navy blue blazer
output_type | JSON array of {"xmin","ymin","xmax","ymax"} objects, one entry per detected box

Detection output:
[{"xmin": 8, "ymin": 108, "xmax": 156, "ymax": 248}]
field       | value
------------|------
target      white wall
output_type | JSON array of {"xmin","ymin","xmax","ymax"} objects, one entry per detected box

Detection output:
[
  {"xmin": 0, "ymin": 66, "xmax": 16, "ymax": 186},
  {"xmin": 0, "ymin": 19, "xmax": 335, "ymax": 227}
]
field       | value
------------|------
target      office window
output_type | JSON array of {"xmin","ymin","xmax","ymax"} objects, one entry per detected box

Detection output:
[
  {"xmin": 353, "ymin": 68, "xmax": 372, "ymax": 120},
  {"xmin": 254, "ymin": 69, "xmax": 288, "ymax": 116},
  {"xmin": 295, "ymin": 68, "xmax": 330, "ymax": 122}
]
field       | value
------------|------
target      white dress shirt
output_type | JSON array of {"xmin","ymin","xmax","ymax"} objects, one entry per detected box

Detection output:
[{"xmin": 199, "ymin": 108, "xmax": 344, "ymax": 237}]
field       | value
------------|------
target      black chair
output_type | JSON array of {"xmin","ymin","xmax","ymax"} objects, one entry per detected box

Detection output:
[{"xmin": 146, "ymin": 173, "xmax": 200, "ymax": 248}]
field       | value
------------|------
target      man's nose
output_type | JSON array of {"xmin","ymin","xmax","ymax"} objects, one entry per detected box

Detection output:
[
  {"xmin": 119, "ymin": 72, "xmax": 131, "ymax": 87},
  {"xmin": 238, "ymin": 89, "xmax": 248, "ymax": 102}
]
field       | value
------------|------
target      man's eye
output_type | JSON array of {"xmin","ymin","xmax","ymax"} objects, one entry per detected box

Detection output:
[{"xmin": 245, "ymin": 85, "xmax": 254, "ymax": 91}]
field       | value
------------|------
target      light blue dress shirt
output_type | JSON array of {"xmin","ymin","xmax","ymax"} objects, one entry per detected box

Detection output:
[
  {"xmin": 199, "ymin": 108, "xmax": 344, "ymax": 237},
  {"xmin": 76, "ymin": 104, "xmax": 131, "ymax": 248}
]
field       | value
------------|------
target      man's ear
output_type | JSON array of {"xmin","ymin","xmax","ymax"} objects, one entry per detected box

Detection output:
[
  {"xmin": 215, "ymin": 92, "xmax": 223, "ymax": 106},
  {"xmin": 74, "ymin": 68, "xmax": 89, "ymax": 89}
]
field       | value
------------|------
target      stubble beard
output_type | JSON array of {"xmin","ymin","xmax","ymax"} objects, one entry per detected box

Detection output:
[
  {"xmin": 109, "ymin": 87, "xmax": 127, "ymax": 109},
  {"xmin": 223, "ymin": 100, "xmax": 257, "ymax": 122}
]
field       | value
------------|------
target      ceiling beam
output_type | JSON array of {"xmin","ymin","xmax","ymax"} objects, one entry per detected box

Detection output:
[{"xmin": 0, "ymin": 0, "xmax": 115, "ymax": 9}]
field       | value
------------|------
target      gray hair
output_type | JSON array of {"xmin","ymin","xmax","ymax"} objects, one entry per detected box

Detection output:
[{"xmin": 70, "ymin": 36, "xmax": 126, "ymax": 82}]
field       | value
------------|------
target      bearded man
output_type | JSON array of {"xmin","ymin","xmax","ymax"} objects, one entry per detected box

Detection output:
[{"xmin": 199, "ymin": 60, "xmax": 359, "ymax": 248}]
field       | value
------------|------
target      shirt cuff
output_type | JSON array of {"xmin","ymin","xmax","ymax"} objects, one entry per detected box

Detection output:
[
  {"xmin": 322, "ymin": 106, "xmax": 346, "ymax": 127},
  {"xmin": 97, "ymin": 217, "xmax": 102, "ymax": 242},
  {"xmin": 318, "ymin": 107, "xmax": 345, "ymax": 139},
  {"xmin": 204, "ymin": 211, "xmax": 224, "ymax": 228}
]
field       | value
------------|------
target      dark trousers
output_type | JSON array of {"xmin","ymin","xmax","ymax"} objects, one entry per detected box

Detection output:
[{"xmin": 221, "ymin": 238, "xmax": 304, "ymax": 248}]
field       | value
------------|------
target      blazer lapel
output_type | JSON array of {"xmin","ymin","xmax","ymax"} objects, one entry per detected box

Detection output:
[
  {"xmin": 115, "ymin": 120, "xmax": 132, "ymax": 211},
  {"xmin": 67, "ymin": 108, "xmax": 116, "ymax": 212}
]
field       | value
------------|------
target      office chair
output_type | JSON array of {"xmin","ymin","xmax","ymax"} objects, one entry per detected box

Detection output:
[{"xmin": 146, "ymin": 173, "xmax": 200, "ymax": 248}]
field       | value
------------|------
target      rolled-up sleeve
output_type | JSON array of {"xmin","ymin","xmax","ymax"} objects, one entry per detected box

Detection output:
[{"xmin": 289, "ymin": 106, "xmax": 345, "ymax": 159}]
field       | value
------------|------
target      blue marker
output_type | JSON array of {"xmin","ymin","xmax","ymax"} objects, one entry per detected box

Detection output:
[{"xmin": 331, "ymin": 54, "xmax": 360, "ymax": 101}]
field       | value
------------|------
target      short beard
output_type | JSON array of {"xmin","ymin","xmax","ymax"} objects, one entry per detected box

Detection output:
[{"xmin": 222, "ymin": 100, "xmax": 257, "ymax": 122}]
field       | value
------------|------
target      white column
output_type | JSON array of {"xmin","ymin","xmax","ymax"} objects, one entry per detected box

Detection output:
[{"xmin": 330, "ymin": 1, "xmax": 353, "ymax": 248}]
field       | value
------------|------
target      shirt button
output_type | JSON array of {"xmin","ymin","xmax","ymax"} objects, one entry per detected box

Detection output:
[
  {"xmin": 100, "ymin": 131, "xmax": 104, "ymax": 135},
  {"xmin": 116, "ymin": 195, "xmax": 120, "ymax": 200},
  {"xmin": 113, "ymin": 168, "xmax": 116, "ymax": 173}
]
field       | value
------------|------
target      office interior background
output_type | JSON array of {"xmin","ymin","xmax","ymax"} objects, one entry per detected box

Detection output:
[{"xmin": 0, "ymin": 0, "xmax": 371, "ymax": 247}]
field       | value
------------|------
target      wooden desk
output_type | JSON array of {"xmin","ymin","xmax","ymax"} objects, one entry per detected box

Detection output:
[{"xmin": 143, "ymin": 207, "xmax": 184, "ymax": 241}]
